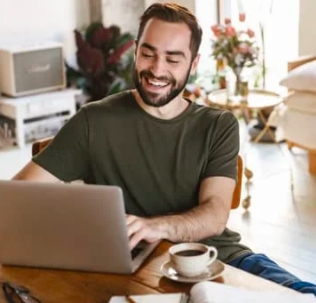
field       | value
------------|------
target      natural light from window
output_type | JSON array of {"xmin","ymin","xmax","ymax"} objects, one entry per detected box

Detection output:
[
  {"xmin": 228, "ymin": 0, "xmax": 299, "ymax": 91},
  {"xmin": 195, "ymin": 0, "xmax": 299, "ymax": 92}
]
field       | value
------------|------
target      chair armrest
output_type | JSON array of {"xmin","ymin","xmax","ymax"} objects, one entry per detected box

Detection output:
[{"xmin": 288, "ymin": 54, "xmax": 316, "ymax": 71}]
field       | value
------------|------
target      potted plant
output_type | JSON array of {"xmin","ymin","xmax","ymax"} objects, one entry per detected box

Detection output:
[{"xmin": 66, "ymin": 22, "xmax": 135, "ymax": 103}]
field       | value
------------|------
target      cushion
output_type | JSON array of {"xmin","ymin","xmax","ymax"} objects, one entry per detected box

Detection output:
[
  {"xmin": 285, "ymin": 91, "xmax": 316, "ymax": 114},
  {"xmin": 279, "ymin": 60, "xmax": 316, "ymax": 93}
]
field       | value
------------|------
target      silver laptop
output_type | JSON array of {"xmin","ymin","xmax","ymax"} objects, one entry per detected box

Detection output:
[{"xmin": 0, "ymin": 180, "xmax": 159, "ymax": 273}]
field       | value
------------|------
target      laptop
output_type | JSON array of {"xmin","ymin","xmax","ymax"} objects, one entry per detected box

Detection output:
[{"xmin": 0, "ymin": 180, "xmax": 159, "ymax": 274}]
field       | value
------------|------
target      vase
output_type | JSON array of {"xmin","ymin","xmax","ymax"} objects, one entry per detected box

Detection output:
[{"xmin": 227, "ymin": 68, "xmax": 249, "ymax": 103}]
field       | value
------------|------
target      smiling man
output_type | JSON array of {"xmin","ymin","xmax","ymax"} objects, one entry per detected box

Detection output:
[
  {"xmin": 13, "ymin": 2, "xmax": 316, "ymax": 296},
  {"xmin": 133, "ymin": 18, "xmax": 196, "ymax": 111}
]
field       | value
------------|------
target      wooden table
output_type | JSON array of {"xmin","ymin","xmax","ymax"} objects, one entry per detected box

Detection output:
[{"xmin": 0, "ymin": 241, "xmax": 297, "ymax": 303}]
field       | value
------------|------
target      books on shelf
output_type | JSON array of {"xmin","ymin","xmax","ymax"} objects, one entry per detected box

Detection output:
[{"xmin": 109, "ymin": 281, "xmax": 316, "ymax": 303}]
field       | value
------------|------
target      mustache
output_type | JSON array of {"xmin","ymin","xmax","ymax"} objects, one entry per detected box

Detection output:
[{"xmin": 139, "ymin": 70, "xmax": 175, "ymax": 84}]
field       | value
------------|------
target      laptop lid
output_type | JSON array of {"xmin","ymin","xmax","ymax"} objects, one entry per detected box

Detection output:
[{"xmin": 0, "ymin": 180, "xmax": 159, "ymax": 274}]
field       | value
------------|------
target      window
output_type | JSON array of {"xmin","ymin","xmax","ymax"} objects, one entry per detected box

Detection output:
[
  {"xmin": 195, "ymin": 0, "xmax": 299, "ymax": 91},
  {"xmin": 228, "ymin": 0, "xmax": 299, "ymax": 90}
]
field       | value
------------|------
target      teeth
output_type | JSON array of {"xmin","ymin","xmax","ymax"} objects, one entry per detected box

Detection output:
[{"xmin": 148, "ymin": 78, "xmax": 168, "ymax": 87}]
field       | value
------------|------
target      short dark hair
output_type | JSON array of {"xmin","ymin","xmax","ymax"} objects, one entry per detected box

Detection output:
[{"xmin": 137, "ymin": 2, "xmax": 203, "ymax": 59}]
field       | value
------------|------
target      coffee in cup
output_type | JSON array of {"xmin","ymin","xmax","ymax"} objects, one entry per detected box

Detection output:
[{"xmin": 169, "ymin": 243, "xmax": 218, "ymax": 277}]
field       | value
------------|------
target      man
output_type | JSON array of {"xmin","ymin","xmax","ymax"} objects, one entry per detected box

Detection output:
[{"xmin": 13, "ymin": 2, "xmax": 316, "ymax": 295}]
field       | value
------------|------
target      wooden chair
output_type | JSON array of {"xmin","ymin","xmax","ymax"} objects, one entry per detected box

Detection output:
[
  {"xmin": 232, "ymin": 155, "xmax": 243, "ymax": 209},
  {"xmin": 32, "ymin": 137, "xmax": 243, "ymax": 209},
  {"xmin": 31, "ymin": 136, "xmax": 54, "ymax": 158}
]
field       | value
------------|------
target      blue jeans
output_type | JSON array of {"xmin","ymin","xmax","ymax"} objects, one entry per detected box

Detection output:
[{"xmin": 228, "ymin": 253, "xmax": 316, "ymax": 296}]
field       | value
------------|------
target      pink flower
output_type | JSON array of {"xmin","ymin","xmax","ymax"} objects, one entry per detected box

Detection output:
[
  {"xmin": 247, "ymin": 29, "xmax": 255, "ymax": 38},
  {"xmin": 210, "ymin": 13, "xmax": 258, "ymax": 71},
  {"xmin": 225, "ymin": 25, "xmax": 236, "ymax": 37},
  {"xmin": 224, "ymin": 18, "xmax": 231, "ymax": 25},
  {"xmin": 211, "ymin": 25, "xmax": 218, "ymax": 32},
  {"xmin": 238, "ymin": 43, "xmax": 250, "ymax": 54},
  {"xmin": 239, "ymin": 13, "xmax": 246, "ymax": 22},
  {"xmin": 211, "ymin": 25, "xmax": 221, "ymax": 37}
]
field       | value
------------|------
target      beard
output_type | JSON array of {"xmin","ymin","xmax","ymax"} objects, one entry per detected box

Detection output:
[{"xmin": 133, "ymin": 66, "xmax": 191, "ymax": 108}]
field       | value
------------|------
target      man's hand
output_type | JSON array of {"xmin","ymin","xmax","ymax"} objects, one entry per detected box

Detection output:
[
  {"xmin": 126, "ymin": 176, "xmax": 235, "ymax": 250},
  {"xmin": 126, "ymin": 214, "xmax": 166, "ymax": 250}
]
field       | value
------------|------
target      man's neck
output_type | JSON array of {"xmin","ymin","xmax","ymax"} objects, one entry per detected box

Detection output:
[{"xmin": 132, "ymin": 89, "xmax": 190, "ymax": 120}]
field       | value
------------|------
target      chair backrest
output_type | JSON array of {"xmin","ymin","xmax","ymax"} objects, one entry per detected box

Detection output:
[
  {"xmin": 32, "ymin": 137, "xmax": 54, "ymax": 157},
  {"xmin": 232, "ymin": 155, "xmax": 243, "ymax": 209},
  {"xmin": 32, "ymin": 138, "xmax": 243, "ymax": 209}
]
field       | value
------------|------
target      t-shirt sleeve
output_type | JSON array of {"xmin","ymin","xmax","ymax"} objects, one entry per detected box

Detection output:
[
  {"xmin": 202, "ymin": 111, "xmax": 239, "ymax": 181},
  {"xmin": 32, "ymin": 107, "xmax": 90, "ymax": 182}
]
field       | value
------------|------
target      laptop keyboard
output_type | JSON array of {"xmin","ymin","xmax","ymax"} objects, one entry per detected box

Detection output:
[{"xmin": 131, "ymin": 241, "xmax": 147, "ymax": 259}]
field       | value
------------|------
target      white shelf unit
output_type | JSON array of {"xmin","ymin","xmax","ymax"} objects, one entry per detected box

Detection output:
[{"xmin": 0, "ymin": 89, "xmax": 80, "ymax": 148}]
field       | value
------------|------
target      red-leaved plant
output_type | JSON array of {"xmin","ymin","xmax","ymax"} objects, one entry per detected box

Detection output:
[{"xmin": 66, "ymin": 22, "xmax": 134, "ymax": 102}]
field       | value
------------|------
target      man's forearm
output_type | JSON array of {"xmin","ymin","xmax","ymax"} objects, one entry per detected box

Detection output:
[
  {"xmin": 156, "ymin": 197, "xmax": 229, "ymax": 243},
  {"xmin": 126, "ymin": 176, "xmax": 234, "ymax": 249}
]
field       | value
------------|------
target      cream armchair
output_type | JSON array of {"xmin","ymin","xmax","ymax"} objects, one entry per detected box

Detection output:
[{"xmin": 269, "ymin": 55, "xmax": 316, "ymax": 174}]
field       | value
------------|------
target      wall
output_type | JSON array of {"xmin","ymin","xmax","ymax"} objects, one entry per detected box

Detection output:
[
  {"xmin": 102, "ymin": 0, "xmax": 196, "ymax": 38},
  {"xmin": 0, "ymin": 0, "xmax": 216, "ymax": 70},
  {"xmin": 1, "ymin": 0, "xmax": 313, "ymax": 63},
  {"xmin": 0, "ymin": 0, "xmax": 90, "ymax": 65},
  {"xmin": 299, "ymin": 0, "xmax": 316, "ymax": 55},
  {"xmin": 144, "ymin": 0, "xmax": 195, "ymax": 13},
  {"xmin": 102, "ymin": 0, "xmax": 145, "ymax": 36},
  {"xmin": 102, "ymin": 0, "xmax": 216, "ymax": 77}
]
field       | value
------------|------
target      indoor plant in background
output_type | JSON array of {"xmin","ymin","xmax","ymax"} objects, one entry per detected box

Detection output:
[
  {"xmin": 211, "ymin": 14, "xmax": 259, "ymax": 101},
  {"xmin": 66, "ymin": 22, "xmax": 134, "ymax": 104}
]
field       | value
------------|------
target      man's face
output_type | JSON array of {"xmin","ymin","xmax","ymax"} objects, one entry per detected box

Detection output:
[{"xmin": 134, "ymin": 18, "xmax": 199, "ymax": 107}]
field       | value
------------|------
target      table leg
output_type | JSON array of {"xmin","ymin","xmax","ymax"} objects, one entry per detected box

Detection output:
[
  {"xmin": 252, "ymin": 110, "xmax": 275, "ymax": 143},
  {"xmin": 241, "ymin": 166, "xmax": 252, "ymax": 210}
]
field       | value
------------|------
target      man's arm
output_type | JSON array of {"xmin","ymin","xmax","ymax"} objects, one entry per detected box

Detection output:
[
  {"xmin": 126, "ymin": 175, "xmax": 235, "ymax": 249},
  {"xmin": 12, "ymin": 160, "xmax": 60, "ymax": 182}
]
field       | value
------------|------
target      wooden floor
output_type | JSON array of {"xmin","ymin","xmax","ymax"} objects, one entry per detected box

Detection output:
[
  {"xmin": 1, "ymin": 138, "xmax": 316, "ymax": 285},
  {"xmin": 228, "ymin": 142, "xmax": 316, "ymax": 284}
]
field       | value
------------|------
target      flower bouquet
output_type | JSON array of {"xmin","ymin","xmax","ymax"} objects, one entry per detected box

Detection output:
[{"xmin": 211, "ymin": 14, "xmax": 259, "ymax": 99}]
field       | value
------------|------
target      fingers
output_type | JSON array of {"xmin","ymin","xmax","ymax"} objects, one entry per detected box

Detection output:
[
  {"xmin": 129, "ymin": 228, "xmax": 146, "ymax": 250},
  {"xmin": 126, "ymin": 216, "xmax": 142, "ymax": 238},
  {"xmin": 126, "ymin": 215, "xmax": 144, "ymax": 249},
  {"xmin": 125, "ymin": 214, "xmax": 162, "ymax": 250}
]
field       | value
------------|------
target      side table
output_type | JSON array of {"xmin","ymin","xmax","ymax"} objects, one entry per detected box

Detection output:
[
  {"xmin": 206, "ymin": 89, "xmax": 283, "ymax": 143},
  {"xmin": 205, "ymin": 89, "xmax": 283, "ymax": 209}
]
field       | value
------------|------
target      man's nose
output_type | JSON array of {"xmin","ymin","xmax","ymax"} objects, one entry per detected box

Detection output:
[{"xmin": 150, "ymin": 57, "xmax": 166, "ymax": 76}]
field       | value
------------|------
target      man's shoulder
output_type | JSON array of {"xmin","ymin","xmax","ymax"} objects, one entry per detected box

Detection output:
[
  {"xmin": 193, "ymin": 103, "xmax": 237, "ymax": 123},
  {"xmin": 82, "ymin": 90, "xmax": 134, "ymax": 112}
]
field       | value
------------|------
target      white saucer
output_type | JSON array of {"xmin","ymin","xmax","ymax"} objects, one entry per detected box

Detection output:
[{"xmin": 160, "ymin": 260, "xmax": 225, "ymax": 283}]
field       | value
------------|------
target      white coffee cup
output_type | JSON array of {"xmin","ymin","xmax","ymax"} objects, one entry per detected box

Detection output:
[{"xmin": 169, "ymin": 243, "xmax": 218, "ymax": 277}]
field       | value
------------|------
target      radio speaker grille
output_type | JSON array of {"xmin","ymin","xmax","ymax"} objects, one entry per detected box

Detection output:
[{"xmin": 14, "ymin": 48, "xmax": 64, "ymax": 94}]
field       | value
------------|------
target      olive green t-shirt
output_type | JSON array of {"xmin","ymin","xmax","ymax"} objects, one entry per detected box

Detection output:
[{"xmin": 33, "ymin": 91, "xmax": 251, "ymax": 262}]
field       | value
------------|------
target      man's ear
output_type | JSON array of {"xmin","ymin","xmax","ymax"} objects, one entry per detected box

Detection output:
[{"xmin": 190, "ymin": 53, "xmax": 200, "ymax": 76}]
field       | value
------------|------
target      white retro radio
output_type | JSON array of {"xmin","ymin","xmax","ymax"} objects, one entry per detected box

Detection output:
[{"xmin": 0, "ymin": 42, "xmax": 66, "ymax": 97}]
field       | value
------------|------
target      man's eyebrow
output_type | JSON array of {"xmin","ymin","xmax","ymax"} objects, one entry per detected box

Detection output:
[{"xmin": 140, "ymin": 43, "xmax": 186, "ymax": 58}]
